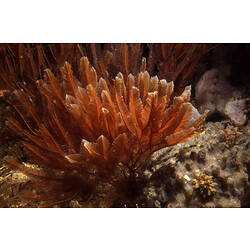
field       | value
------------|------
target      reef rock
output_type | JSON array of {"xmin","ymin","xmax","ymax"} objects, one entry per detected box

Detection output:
[
  {"xmin": 224, "ymin": 99, "xmax": 247, "ymax": 126},
  {"xmin": 195, "ymin": 68, "xmax": 247, "ymax": 126},
  {"xmin": 142, "ymin": 121, "xmax": 250, "ymax": 208}
]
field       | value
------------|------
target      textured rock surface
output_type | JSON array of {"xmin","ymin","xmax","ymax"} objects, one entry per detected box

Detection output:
[
  {"xmin": 195, "ymin": 68, "xmax": 248, "ymax": 126},
  {"xmin": 224, "ymin": 99, "xmax": 248, "ymax": 126},
  {"xmin": 195, "ymin": 68, "xmax": 240, "ymax": 113},
  {"xmin": 142, "ymin": 121, "xmax": 250, "ymax": 207}
]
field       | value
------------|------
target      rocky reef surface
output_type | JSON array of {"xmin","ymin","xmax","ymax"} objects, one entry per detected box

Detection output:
[
  {"xmin": 142, "ymin": 121, "xmax": 250, "ymax": 207},
  {"xmin": 195, "ymin": 68, "xmax": 248, "ymax": 126}
]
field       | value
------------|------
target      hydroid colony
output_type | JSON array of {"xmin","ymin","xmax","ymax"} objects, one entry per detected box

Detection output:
[{"xmin": 1, "ymin": 44, "xmax": 211, "ymax": 206}]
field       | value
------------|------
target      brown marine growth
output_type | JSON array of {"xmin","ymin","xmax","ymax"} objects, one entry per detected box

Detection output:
[
  {"xmin": 147, "ymin": 43, "xmax": 218, "ymax": 95},
  {"xmin": 0, "ymin": 44, "xmax": 217, "ymax": 95},
  {"xmin": 0, "ymin": 44, "xmax": 85, "ymax": 91},
  {"xmin": 5, "ymin": 56, "xmax": 207, "ymax": 206},
  {"xmin": 192, "ymin": 170, "xmax": 216, "ymax": 198}
]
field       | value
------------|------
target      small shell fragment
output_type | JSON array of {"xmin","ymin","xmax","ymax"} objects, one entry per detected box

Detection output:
[{"xmin": 184, "ymin": 174, "xmax": 191, "ymax": 181}]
